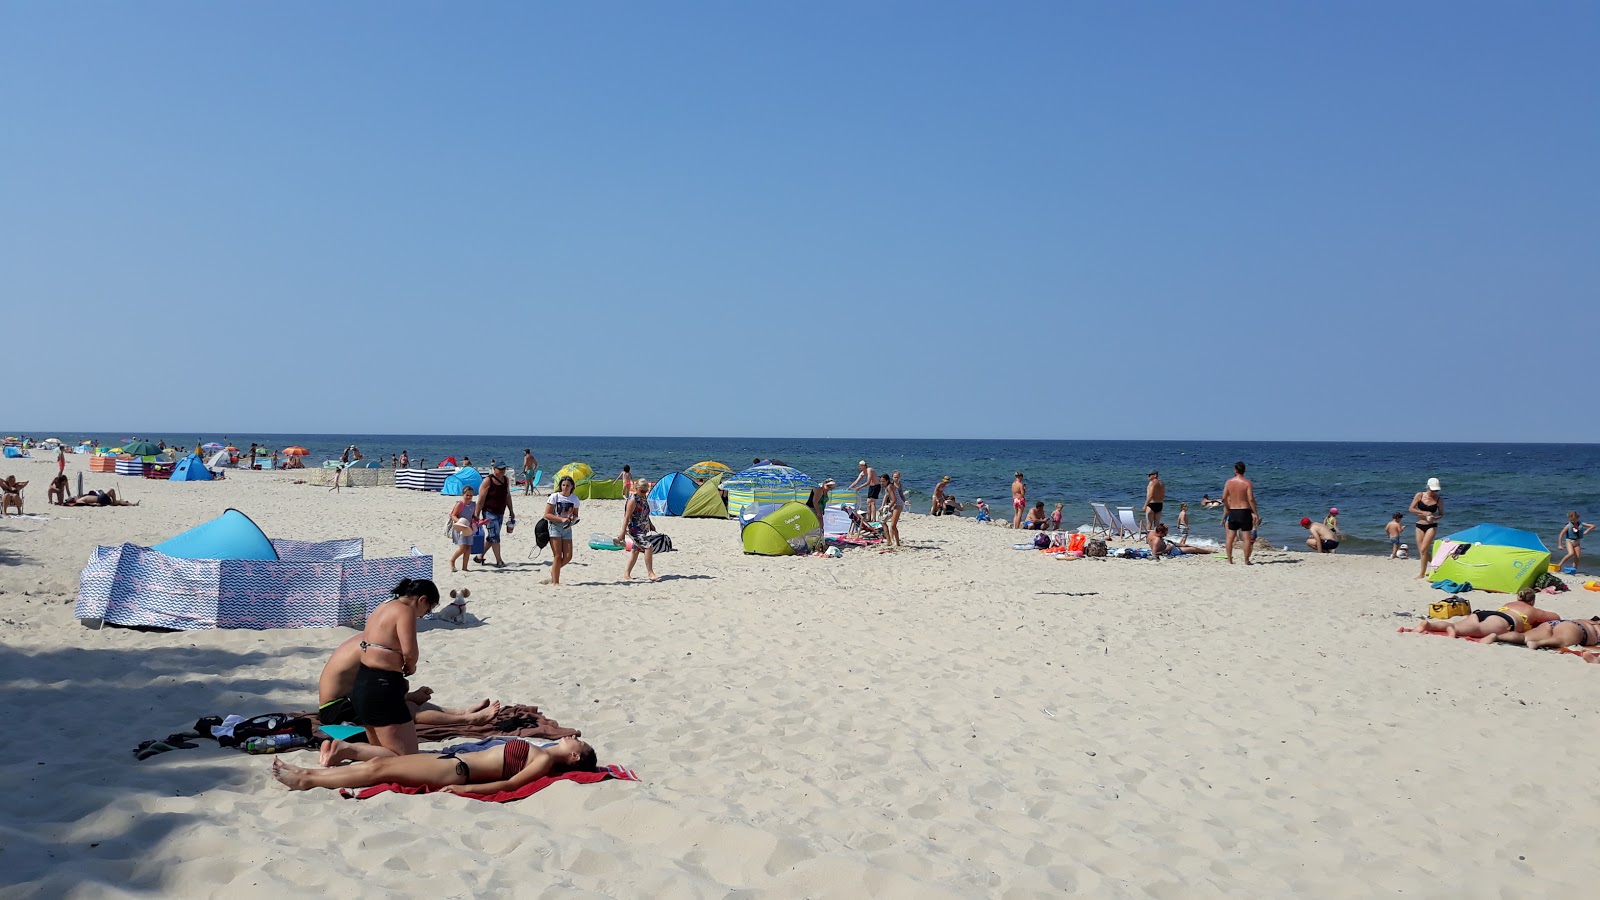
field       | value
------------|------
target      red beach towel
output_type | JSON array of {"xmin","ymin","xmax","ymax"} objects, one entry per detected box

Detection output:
[{"xmin": 341, "ymin": 764, "xmax": 640, "ymax": 803}]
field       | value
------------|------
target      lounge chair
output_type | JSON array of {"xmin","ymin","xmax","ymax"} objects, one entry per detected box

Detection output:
[
  {"xmin": 1116, "ymin": 506, "xmax": 1146, "ymax": 539},
  {"xmin": 1088, "ymin": 502, "xmax": 1116, "ymax": 537}
]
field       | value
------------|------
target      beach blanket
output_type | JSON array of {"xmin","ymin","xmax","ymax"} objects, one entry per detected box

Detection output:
[
  {"xmin": 340, "ymin": 764, "xmax": 639, "ymax": 803},
  {"xmin": 298, "ymin": 703, "xmax": 580, "ymax": 742}
]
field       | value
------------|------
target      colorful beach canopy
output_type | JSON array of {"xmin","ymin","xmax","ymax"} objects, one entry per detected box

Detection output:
[
  {"xmin": 1431, "ymin": 523, "xmax": 1550, "ymax": 594},
  {"xmin": 686, "ymin": 460, "xmax": 731, "ymax": 480},
  {"xmin": 554, "ymin": 462, "xmax": 594, "ymax": 485},
  {"xmin": 723, "ymin": 465, "xmax": 817, "ymax": 519}
]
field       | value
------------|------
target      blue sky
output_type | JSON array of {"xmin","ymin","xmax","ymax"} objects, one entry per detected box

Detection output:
[{"xmin": 3, "ymin": 2, "xmax": 1595, "ymax": 441}]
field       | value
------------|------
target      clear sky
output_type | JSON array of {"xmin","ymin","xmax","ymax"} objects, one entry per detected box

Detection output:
[{"xmin": 4, "ymin": 2, "xmax": 1595, "ymax": 442}]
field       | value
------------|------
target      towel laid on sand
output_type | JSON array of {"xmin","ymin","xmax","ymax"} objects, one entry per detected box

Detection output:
[
  {"xmin": 298, "ymin": 704, "xmax": 580, "ymax": 742},
  {"xmin": 340, "ymin": 764, "xmax": 640, "ymax": 803}
]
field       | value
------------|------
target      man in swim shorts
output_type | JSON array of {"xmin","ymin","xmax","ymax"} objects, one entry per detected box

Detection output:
[
  {"xmin": 1222, "ymin": 461, "xmax": 1258, "ymax": 565},
  {"xmin": 1011, "ymin": 472, "xmax": 1026, "ymax": 530},
  {"xmin": 849, "ymin": 460, "xmax": 880, "ymax": 520},
  {"xmin": 317, "ymin": 634, "xmax": 500, "ymax": 728},
  {"xmin": 1145, "ymin": 471, "xmax": 1166, "ymax": 531},
  {"xmin": 1301, "ymin": 517, "xmax": 1340, "ymax": 553}
]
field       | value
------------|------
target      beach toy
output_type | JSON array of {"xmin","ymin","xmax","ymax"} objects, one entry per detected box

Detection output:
[
  {"xmin": 1562, "ymin": 567, "xmax": 1578, "ymax": 576},
  {"xmin": 1584, "ymin": 581, "xmax": 1600, "ymax": 592},
  {"xmin": 588, "ymin": 533, "xmax": 622, "ymax": 551},
  {"xmin": 1549, "ymin": 564, "xmax": 1560, "ymax": 573}
]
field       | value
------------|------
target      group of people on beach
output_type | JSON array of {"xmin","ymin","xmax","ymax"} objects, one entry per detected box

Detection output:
[
  {"xmin": 273, "ymin": 577, "xmax": 599, "ymax": 794},
  {"xmin": 1406, "ymin": 586, "xmax": 1599, "ymax": 656}
]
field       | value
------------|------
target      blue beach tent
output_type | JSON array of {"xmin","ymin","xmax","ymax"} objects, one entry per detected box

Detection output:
[
  {"xmin": 647, "ymin": 472, "xmax": 698, "ymax": 516},
  {"xmin": 441, "ymin": 466, "xmax": 484, "ymax": 496},
  {"xmin": 169, "ymin": 454, "xmax": 214, "ymax": 482},
  {"xmin": 153, "ymin": 508, "xmax": 279, "ymax": 560}
]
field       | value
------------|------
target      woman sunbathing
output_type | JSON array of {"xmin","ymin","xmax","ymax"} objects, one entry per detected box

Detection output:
[
  {"xmin": 1147, "ymin": 524, "xmax": 1212, "ymax": 557},
  {"xmin": 1408, "ymin": 588, "xmax": 1559, "ymax": 639},
  {"xmin": 1483, "ymin": 615, "xmax": 1600, "ymax": 649},
  {"xmin": 63, "ymin": 490, "xmax": 138, "ymax": 507},
  {"xmin": 271, "ymin": 735, "xmax": 596, "ymax": 795}
]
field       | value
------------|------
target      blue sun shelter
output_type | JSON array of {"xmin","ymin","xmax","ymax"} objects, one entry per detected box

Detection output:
[
  {"xmin": 441, "ymin": 466, "xmax": 483, "ymax": 496},
  {"xmin": 648, "ymin": 472, "xmax": 698, "ymax": 516},
  {"xmin": 153, "ymin": 508, "xmax": 279, "ymax": 560},
  {"xmin": 169, "ymin": 454, "xmax": 214, "ymax": 482}
]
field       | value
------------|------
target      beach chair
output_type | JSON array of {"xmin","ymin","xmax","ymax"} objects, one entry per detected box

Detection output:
[
  {"xmin": 1088, "ymin": 502, "xmax": 1116, "ymax": 537},
  {"xmin": 843, "ymin": 505, "xmax": 885, "ymax": 540},
  {"xmin": 1116, "ymin": 506, "xmax": 1146, "ymax": 539}
]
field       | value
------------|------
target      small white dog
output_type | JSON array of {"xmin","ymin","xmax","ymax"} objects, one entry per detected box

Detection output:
[{"xmin": 434, "ymin": 588, "xmax": 470, "ymax": 624}]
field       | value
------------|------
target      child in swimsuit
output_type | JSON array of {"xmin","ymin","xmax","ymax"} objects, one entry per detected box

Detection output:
[
  {"xmin": 272, "ymin": 736, "xmax": 596, "ymax": 794},
  {"xmin": 1555, "ymin": 511, "xmax": 1593, "ymax": 573},
  {"xmin": 1384, "ymin": 513, "xmax": 1406, "ymax": 559}
]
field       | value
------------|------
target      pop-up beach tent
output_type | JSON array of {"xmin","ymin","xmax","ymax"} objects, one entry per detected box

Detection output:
[
  {"xmin": 648, "ymin": 472, "xmax": 698, "ymax": 516},
  {"xmin": 740, "ymin": 502, "xmax": 822, "ymax": 556},
  {"xmin": 575, "ymin": 479, "xmax": 626, "ymax": 500},
  {"xmin": 683, "ymin": 473, "xmax": 729, "ymax": 518},
  {"xmin": 153, "ymin": 509, "xmax": 279, "ymax": 560},
  {"xmin": 441, "ymin": 466, "xmax": 484, "ymax": 496},
  {"xmin": 1430, "ymin": 523, "xmax": 1550, "ymax": 594},
  {"xmin": 169, "ymin": 454, "xmax": 214, "ymax": 482}
]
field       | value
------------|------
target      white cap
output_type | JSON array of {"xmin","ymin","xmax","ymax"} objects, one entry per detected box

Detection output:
[
  {"xmin": 858, "ymin": 460, "xmax": 867, "ymax": 466},
  {"xmin": 1427, "ymin": 477, "xmax": 1441, "ymax": 491}
]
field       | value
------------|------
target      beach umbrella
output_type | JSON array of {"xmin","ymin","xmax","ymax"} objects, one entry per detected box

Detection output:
[
  {"xmin": 255, "ymin": 447, "xmax": 271, "ymax": 456},
  {"xmin": 282, "ymin": 446, "xmax": 309, "ymax": 456},
  {"xmin": 202, "ymin": 442, "xmax": 224, "ymax": 451},
  {"xmin": 123, "ymin": 440, "xmax": 161, "ymax": 456},
  {"xmin": 109, "ymin": 447, "xmax": 124, "ymax": 454},
  {"xmin": 686, "ymin": 460, "xmax": 732, "ymax": 480},
  {"xmin": 1431, "ymin": 524, "xmax": 1551, "ymax": 594},
  {"xmin": 554, "ymin": 462, "xmax": 593, "ymax": 484}
]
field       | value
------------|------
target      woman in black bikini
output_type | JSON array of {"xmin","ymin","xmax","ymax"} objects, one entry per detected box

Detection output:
[
  {"xmin": 351, "ymin": 578, "xmax": 440, "ymax": 756},
  {"xmin": 273, "ymin": 735, "xmax": 596, "ymax": 794},
  {"xmin": 1408, "ymin": 477, "xmax": 1444, "ymax": 579}
]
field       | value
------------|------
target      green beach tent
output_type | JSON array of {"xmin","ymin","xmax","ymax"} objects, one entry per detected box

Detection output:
[
  {"xmin": 683, "ymin": 473, "xmax": 728, "ymax": 518},
  {"xmin": 574, "ymin": 478, "xmax": 626, "ymax": 500},
  {"xmin": 1430, "ymin": 524, "xmax": 1550, "ymax": 595},
  {"xmin": 740, "ymin": 502, "xmax": 822, "ymax": 556}
]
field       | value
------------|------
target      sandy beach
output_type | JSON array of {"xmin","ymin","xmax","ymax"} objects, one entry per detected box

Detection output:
[{"xmin": 2, "ymin": 453, "xmax": 1596, "ymax": 898}]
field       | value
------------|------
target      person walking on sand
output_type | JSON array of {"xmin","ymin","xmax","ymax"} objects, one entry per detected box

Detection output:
[
  {"xmin": 521, "ymin": 448, "xmax": 537, "ymax": 494},
  {"xmin": 617, "ymin": 478, "xmax": 660, "ymax": 581},
  {"xmin": 1301, "ymin": 517, "xmax": 1340, "ymax": 553},
  {"xmin": 1409, "ymin": 478, "xmax": 1444, "ymax": 579},
  {"xmin": 1222, "ymin": 462, "xmax": 1258, "ymax": 565},
  {"xmin": 878, "ymin": 472, "xmax": 902, "ymax": 547},
  {"xmin": 849, "ymin": 460, "xmax": 879, "ymax": 520},
  {"xmin": 447, "ymin": 485, "xmax": 479, "ymax": 573},
  {"xmin": 474, "ymin": 461, "xmax": 515, "ymax": 568},
  {"xmin": 1145, "ymin": 471, "xmax": 1166, "ymax": 531},
  {"xmin": 1011, "ymin": 472, "xmax": 1027, "ymax": 529},
  {"xmin": 1385, "ymin": 513, "xmax": 1406, "ymax": 559},
  {"xmin": 542, "ymin": 475, "xmax": 580, "ymax": 585},
  {"xmin": 1556, "ymin": 511, "xmax": 1594, "ymax": 573}
]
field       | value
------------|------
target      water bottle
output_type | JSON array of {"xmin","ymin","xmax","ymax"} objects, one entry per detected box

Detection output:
[{"xmin": 241, "ymin": 733, "xmax": 305, "ymax": 754}]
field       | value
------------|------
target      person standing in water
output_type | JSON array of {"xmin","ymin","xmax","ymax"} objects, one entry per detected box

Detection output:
[
  {"xmin": 1555, "ymin": 511, "xmax": 1594, "ymax": 573},
  {"xmin": 1144, "ymin": 471, "xmax": 1166, "ymax": 531},
  {"xmin": 1408, "ymin": 478, "xmax": 1444, "ymax": 579}
]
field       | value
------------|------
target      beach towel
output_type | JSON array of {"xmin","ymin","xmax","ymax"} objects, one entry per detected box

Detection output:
[
  {"xmin": 1431, "ymin": 579, "xmax": 1473, "ymax": 593},
  {"xmin": 340, "ymin": 764, "xmax": 639, "ymax": 803}
]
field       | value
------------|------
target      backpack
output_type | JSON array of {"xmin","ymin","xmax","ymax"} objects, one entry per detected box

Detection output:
[
  {"xmin": 1033, "ymin": 532, "xmax": 1051, "ymax": 549},
  {"xmin": 1085, "ymin": 539, "xmax": 1108, "ymax": 558},
  {"xmin": 534, "ymin": 517, "xmax": 550, "ymax": 549},
  {"xmin": 205, "ymin": 713, "xmax": 314, "ymax": 749}
]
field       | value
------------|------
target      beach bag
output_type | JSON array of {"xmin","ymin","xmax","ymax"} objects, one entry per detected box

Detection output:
[
  {"xmin": 1033, "ymin": 533, "xmax": 1051, "ymax": 549},
  {"xmin": 644, "ymin": 531, "xmax": 673, "ymax": 553},
  {"xmin": 211, "ymin": 713, "xmax": 314, "ymax": 749},
  {"xmin": 1428, "ymin": 598, "xmax": 1471, "ymax": 620},
  {"xmin": 534, "ymin": 518, "xmax": 550, "ymax": 550},
  {"xmin": 1085, "ymin": 539, "xmax": 1108, "ymax": 558},
  {"xmin": 470, "ymin": 526, "xmax": 486, "ymax": 555}
]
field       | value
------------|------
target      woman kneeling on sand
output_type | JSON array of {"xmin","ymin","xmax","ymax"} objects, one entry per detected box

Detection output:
[
  {"xmin": 1407, "ymin": 588, "xmax": 1559, "ymax": 639},
  {"xmin": 272, "ymin": 736, "xmax": 596, "ymax": 794}
]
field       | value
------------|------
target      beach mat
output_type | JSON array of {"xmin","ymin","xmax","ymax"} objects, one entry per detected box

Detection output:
[{"xmin": 341, "ymin": 764, "xmax": 639, "ymax": 803}]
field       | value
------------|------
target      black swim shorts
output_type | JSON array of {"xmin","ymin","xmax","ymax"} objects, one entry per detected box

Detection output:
[
  {"xmin": 1226, "ymin": 508, "xmax": 1254, "ymax": 531},
  {"xmin": 318, "ymin": 696, "xmax": 359, "ymax": 726},
  {"xmin": 1146, "ymin": 502, "xmax": 1163, "ymax": 515},
  {"xmin": 351, "ymin": 664, "xmax": 413, "ymax": 727},
  {"xmin": 866, "ymin": 484, "xmax": 882, "ymax": 500}
]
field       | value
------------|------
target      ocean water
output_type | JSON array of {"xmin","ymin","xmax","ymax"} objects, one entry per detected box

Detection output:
[{"xmin": 36, "ymin": 433, "xmax": 1600, "ymax": 554}]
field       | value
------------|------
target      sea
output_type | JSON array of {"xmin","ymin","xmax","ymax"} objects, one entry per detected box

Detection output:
[{"xmin": 27, "ymin": 433, "xmax": 1600, "ymax": 555}]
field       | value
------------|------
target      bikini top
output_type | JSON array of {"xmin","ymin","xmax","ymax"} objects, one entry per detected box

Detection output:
[
  {"xmin": 1417, "ymin": 498, "xmax": 1438, "ymax": 514},
  {"xmin": 1497, "ymin": 605, "xmax": 1532, "ymax": 631}
]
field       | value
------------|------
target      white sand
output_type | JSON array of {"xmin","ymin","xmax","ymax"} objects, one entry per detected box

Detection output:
[{"xmin": 2, "ymin": 454, "xmax": 1596, "ymax": 898}]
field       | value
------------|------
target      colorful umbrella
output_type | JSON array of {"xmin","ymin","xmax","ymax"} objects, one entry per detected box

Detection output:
[
  {"xmin": 202, "ymin": 442, "xmax": 224, "ymax": 451},
  {"xmin": 554, "ymin": 462, "xmax": 594, "ymax": 484},
  {"xmin": 282, "ymin": 446, "xmax": 310, "ymax": 456}
]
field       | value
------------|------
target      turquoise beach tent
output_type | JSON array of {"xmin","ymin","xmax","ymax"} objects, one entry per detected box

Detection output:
[
  {"xmin": 441, "ymin": 467, "xmax": 484, "ymax": 496},
  {"xmin": 647, "ymin": 472, "xmax": 698, "ymax": 516},
  {"xmin": 169, "ymin": 454, "xmax": 214, "ymax": 482},
  {"xmin": 1430, "ymin": 523, "xmax": 1550, "ymax": 595},
  {"xmin": 153, "ymin": 508, "xmax": 279, "ymax": 561}
]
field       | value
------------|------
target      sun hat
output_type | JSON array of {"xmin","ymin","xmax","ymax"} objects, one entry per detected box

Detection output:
[
  {"xmin": 1427, "ymin": 477, "xmax": 1441, "ymax": 491},
  {"xmin": 1329, "ymin": 507, "xmax": 1338, "ymax": 515},
  {"xmin": 1300, "ymin": 517, "xmax": 1312, "ymax": 527}
]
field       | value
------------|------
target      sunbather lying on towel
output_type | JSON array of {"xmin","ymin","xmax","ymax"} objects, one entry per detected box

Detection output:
[
  {"xmin": 272, "ymin": 735, "xmax": 596, "ymax": 794},
  {"xmin": 318, "ymin": 633, "xmax": 501, "ymax": 730},
  {"xmin": 1481, "ymin": 615, "xmax": 1600, "ymax": 649},
  {"xmin": 1406, "ymin": 588, "xmax": 1560, "ymax": 639},
  {"xmin": 62, "ymin": 490, "xmax": 138, "ymax": 507},
  {"xmin": 1147, "ymin": 524, "xmax": 1212, "ymax": 557}
]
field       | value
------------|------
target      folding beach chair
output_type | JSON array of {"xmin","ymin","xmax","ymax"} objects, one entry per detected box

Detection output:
[
  {"xmin": 1088, "ymin": 502, "xmax": 1116, "ymax": 537},
  {"xmin": 1116, "ymin": 506, "xmax": 1146, "ymax": 539}
]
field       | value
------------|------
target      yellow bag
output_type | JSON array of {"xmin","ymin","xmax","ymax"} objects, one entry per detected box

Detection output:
[{"xmin": 1428, "ymin": 598, "xmax": 1470, "ymax": 619}]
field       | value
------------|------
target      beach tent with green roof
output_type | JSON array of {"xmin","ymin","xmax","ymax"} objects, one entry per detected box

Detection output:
[
  {"xmin": 1430, "ymin": 524, "xmax": 1550, "ymax": 595},
  {"xmin": 683, "ymin": 473, "xmax": 729, "ymax": 518},
  {"xmin": 740, "ymin": 502, "xmax": 822, "ymax": 556},
  {"xmin": 575, "ymin": 478, "xmax": 626, "ymax": 500}
]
